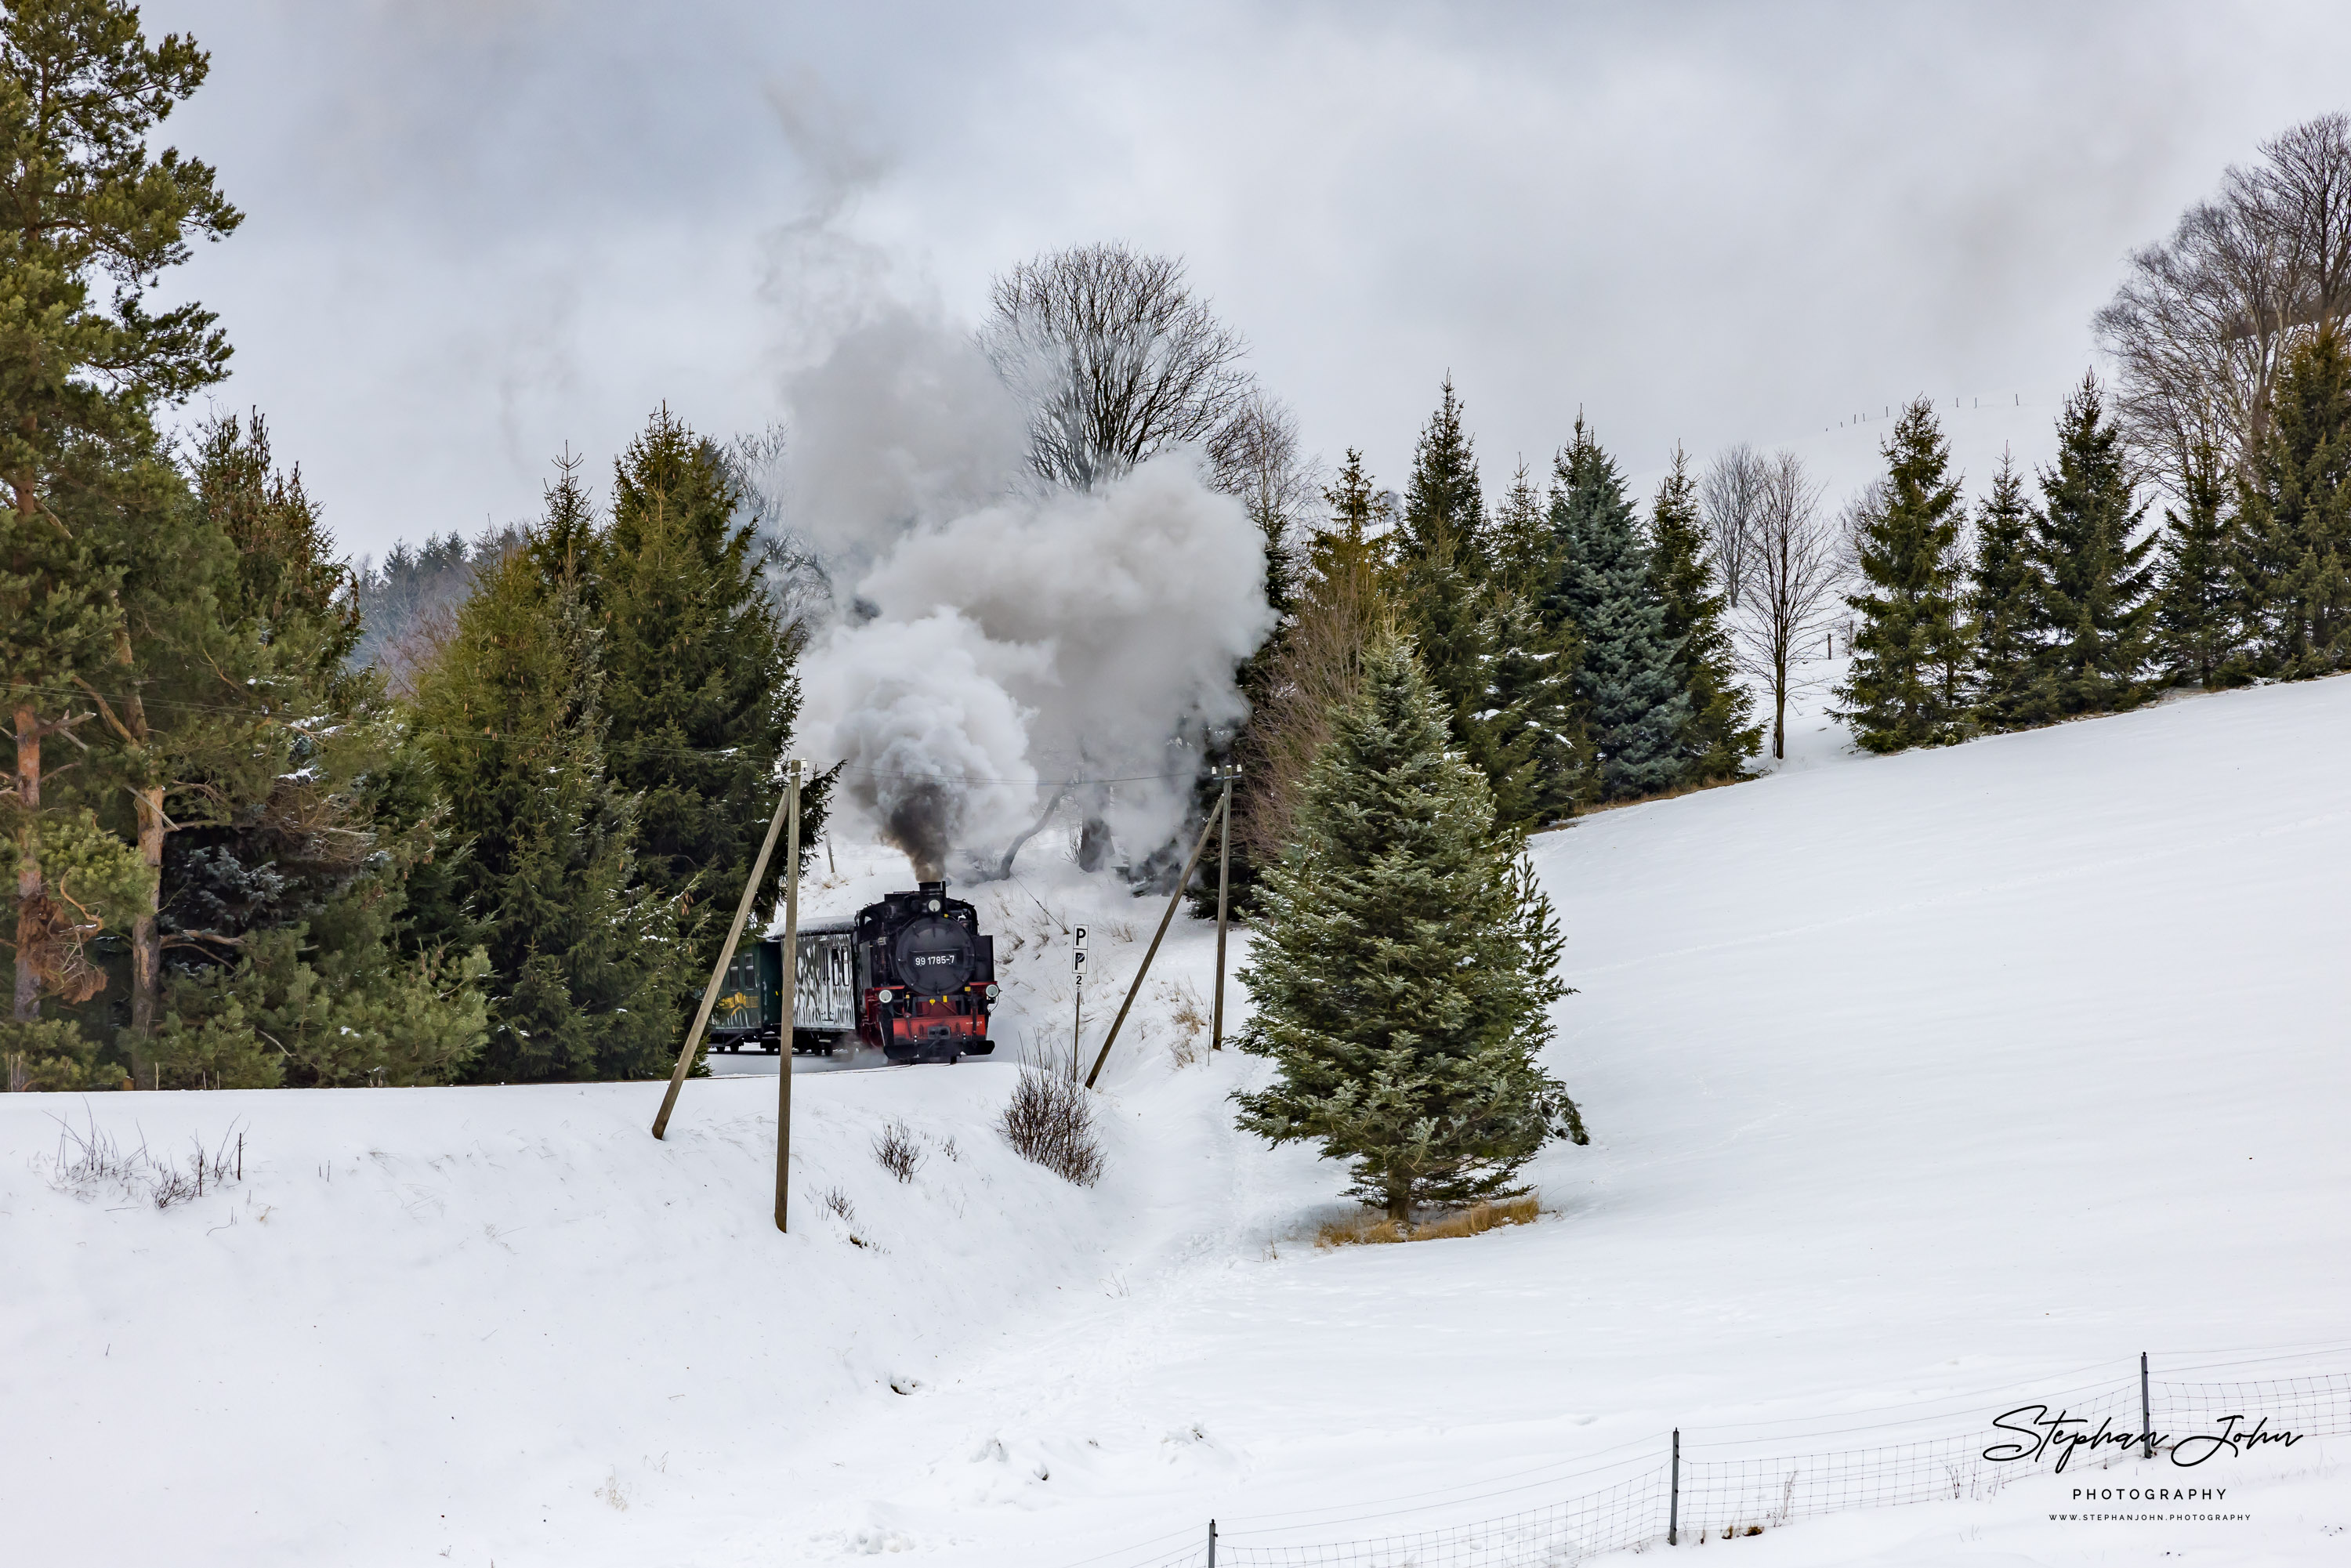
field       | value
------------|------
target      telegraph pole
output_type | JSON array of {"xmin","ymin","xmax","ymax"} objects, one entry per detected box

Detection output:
[
  {"xmin": 1210, "ymin": 765, "xmax": 1237, "ymax": 1050},
  {"xmin": 1085, "ymin": 791, "xmax": 1226, "ymax": 1089},
  {"xmin": 653, "ymin": 769, "xmax": 795, "ymax": 1140},
  {"xmin": 775, "ymin": 759, "xmax": 802, "ymax": 1233}
]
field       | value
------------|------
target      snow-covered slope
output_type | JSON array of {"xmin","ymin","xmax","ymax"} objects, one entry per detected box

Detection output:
[{"xmin": 5, "ymin": 677, "xmax": 2348, "ymax": 1566}]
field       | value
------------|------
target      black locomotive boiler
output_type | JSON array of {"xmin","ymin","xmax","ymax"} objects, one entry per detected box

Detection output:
[{"xmin": 708, "ymin": 880, "xmax": 998, "ymax": 1064}]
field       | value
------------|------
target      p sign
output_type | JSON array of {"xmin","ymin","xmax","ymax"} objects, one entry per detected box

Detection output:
[{"xmin": 1073, "ymin": 925, "xmax": 1089, "ymax": 983}]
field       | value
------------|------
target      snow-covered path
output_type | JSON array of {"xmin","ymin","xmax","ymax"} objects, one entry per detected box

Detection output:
[{"xmin": 5, "ymin": 675, "xmax": 2349, "ymax": 1566}]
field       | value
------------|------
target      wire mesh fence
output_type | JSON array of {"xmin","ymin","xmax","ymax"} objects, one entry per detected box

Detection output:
[{"xmin": 1065, "ymin": 1348, "xmax": 2345, "ymax": 1568}]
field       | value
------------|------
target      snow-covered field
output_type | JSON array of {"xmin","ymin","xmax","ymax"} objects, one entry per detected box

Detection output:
[{"xmin": 6, "ymin": 668, "xmax": 2349, "ymax": 1566}]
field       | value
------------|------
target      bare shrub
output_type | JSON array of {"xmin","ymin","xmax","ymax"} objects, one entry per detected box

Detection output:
[
  {"xmin": 999, "ymin": 1067, "xmax": 1105, "ymax": 1186},
  {"xmin": 820, "ymin": 1186, "xmax": 857, "ymax": 1224},
  {"xmin": 871, "ymin": 1121, "xmax": 923, "ymax": 1183}
]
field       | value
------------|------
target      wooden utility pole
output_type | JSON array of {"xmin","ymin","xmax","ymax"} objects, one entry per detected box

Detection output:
[
  {"xmin": 1085, "ymin": 791, "xmax": 1226, "ymax": 1089},
  {"xmin": 651, "ymin": 767, "xmax": 796, "ymax": 1141},
  {"xmin": 1210, "ymin": 766, "xmax": 1237, "ymax": 1050},
  {"xmin": 774, "ymin": 760, "xmax": 802, "ymax": 1233}
]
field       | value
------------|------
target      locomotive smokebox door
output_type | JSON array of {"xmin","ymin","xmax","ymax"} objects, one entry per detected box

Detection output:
[{"xmin": 893, "ymin": 915, "xmax": 976, "ymax": 995}]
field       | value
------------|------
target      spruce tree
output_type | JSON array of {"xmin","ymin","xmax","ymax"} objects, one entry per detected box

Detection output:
[
  {"xmin": 1650, "ymin": 449, "xmax": 1759, "ymax": 782},
  {"xmin": 1836, "ymin": 399, "xmax": 1969, "ymax": 751},
  {"xmin": 1395, "ymin": 378, "xmax": 1493, "ymax": 751},
  {"xmin": 2233, "ymin": 327, "xmax": 2351, "ymax": 679},
  {"xmin": 2020, "ymin": 375, "xmax": 2157, "ymax": 719},
  {"xmin": 2, "ymin": 1, "xmax": 236, "ymax": 1024},
  {"xmin": 599, "ymin": 409, "xmax": 822, "ymax": 976},
  {"xmin": 1969, "ymin": 454, "xmax": 2040, "ymax": 730},
  {"xmin": 1488, "ymin": 460, "xmax": 1558, "ymax": 600},
  {"xmin": 413, "ymin": 458, "xmax": 686, "ymax": 1083},
  {"xmin": 1545, "ymin": 422, "xmax": 1687, "ymax": 799},
  {"xmin": 1470, "ymin": 589, "xmax": 1585, "ymax": 828},
  {"xmin": 1233, "ymin": 638, "xmax": 1584, "ymax": 1221},
  {"xmin": 2151, "ymin": 445, "xmax": 2244, "ymax": 688}
]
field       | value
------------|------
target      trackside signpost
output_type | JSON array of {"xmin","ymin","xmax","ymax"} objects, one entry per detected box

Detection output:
[{"xmin": 1071, "ymin": 925, "xmax": 1087, "ymax": 1063}]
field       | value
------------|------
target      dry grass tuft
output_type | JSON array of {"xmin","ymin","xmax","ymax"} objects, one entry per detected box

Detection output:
[
  {"xmin": 1315, "ymin": 1194, "xmax": 1541, "ymax": 1248},
  {"xmin": 1161, "ymin": 979, "xmax": 1212, "ymax": 1067},
  {"xmin": 1317, "ymin": 1214, "xmax": 1409, "ymax": 1247}
]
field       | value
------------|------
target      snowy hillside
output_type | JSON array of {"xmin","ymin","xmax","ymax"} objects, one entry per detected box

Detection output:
[{"xmin": 6, "ymin": 676, "xmax": 2349, "ymax": 1566}]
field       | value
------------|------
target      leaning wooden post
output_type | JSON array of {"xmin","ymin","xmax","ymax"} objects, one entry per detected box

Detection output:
[
  {"xmin": 775, "ymin": 760, "xmax": 802, "ymax": 1233},
  {"xmin": 651, "ymin": 772, "xmax": 794, "ymax": 1140},
  {"xmin": 1210, "ymin": 766, "xmax": 1236, "ymax": 1050},
  {"xmin": 1085, "ymin": 791, "xmax": 1226, "ymax": 1089}
]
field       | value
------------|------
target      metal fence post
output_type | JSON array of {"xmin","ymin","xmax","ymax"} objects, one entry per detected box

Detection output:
[
  {"xmin": 2141, "ymin": 1351, "xmax": 2153, "ymax": 1460},
  {"xmin": 1668, "ymin": 1429, "xmax": 1680, "ymax": 1545}
]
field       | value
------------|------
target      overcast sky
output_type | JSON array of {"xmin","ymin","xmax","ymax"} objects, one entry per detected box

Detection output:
[{"xmin": 143, "ymin": 0, "xmax": 2351, "ymax": 563}]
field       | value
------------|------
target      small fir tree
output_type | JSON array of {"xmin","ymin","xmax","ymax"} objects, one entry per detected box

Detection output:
[
  {"xmin": 1649, "ymin": 449, "xmax": 1759, "ymax": 782},
  {"xmin": 2019, "ymin": 375, "xmax": 2157, "ymax": 719},
  {"xmin": 1835, "ymin": 398, "xmax": 1969, "ymax": 751},
  {"xmin": 2233, "ymin": 326, "xmax": 2351, "ymax": 679},
  {"xmin": 1969, "ymin": 453, "xmax": 2039, "ymax": 730},
  {"xmin": 2151, "ymin": 445, "xmax": 2244, "ymax": 688},
  {"xmin": 1545, "ymin": 422, "xmax": 1687, "ymax": 799},
  {"xmin": 1234, "ymin": 639, "xmax": 1585, "ymax": 1221}
]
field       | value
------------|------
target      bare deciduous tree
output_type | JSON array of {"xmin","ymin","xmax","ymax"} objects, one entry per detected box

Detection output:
[
  {"xmin": 1699, "ymin": 444, "xmax": 1768, "ymax": 605},
  {"xmin": 1735, "ymin": 453, "xmax": 1842, "ymax": 761},
  {"xmin": 2096, "ymin": 113, "xmax": 2351, "ymax": 491},
  {"xmin": 982, "ymin": 242, "xmax": 1255, "ymax": 492},
  {"xmin": 1210, "ymin": 389, "xmax": 1322, "ymax": 552}
]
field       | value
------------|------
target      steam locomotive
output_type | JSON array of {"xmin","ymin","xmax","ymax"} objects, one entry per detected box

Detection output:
[{"xmin": 708, "ymin": 880, "xmax": 998, "ymax": 1063}]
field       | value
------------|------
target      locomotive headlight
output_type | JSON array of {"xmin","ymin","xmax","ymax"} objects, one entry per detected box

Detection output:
[
  {"xmin": 876, "ymin": 988, "xmax": 893, "ymax": 1005},
  {"xmin": 985, "ymin": 983, "xmax": 1000, "ymax": 1001}
]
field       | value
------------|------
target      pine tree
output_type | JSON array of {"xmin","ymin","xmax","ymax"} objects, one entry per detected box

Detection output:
[
  {"xmin": 1969, "ymin": 454, "xmax": 2040, "ymax": 730},
  {"xmin": 412, "ymin": 458, "xmax": 686, "ymax": 1083},
  {"xmin": 1233, "ymin": 639, "xmax": 1583, "ymax": 1221},
  {"xmin": 1546, "ymin": 422, "xmax": 1687, "ymax": 800},
  {"xmin": 2233, "ymin": 326, "xmax": 2351, "ymax": 679},
  {"xmin": 1650, "ymin": 448, "xmax": 1759, "ymax": 782},
  {"xmin": 132, "ymin": 415, "xmax": 491, "ymax": 1088},
  {"xmin": 1394, "ymin": 378, "xmax": 1492, "ymax": 750},
  {"xmin": 2151, "ymin": 444, "xmax": 2244, "ymax": 688},
  {"xmin": 2020, "ymin": 375, "xmax": 2157, "ymax": 719},
  {"xmin": 599, "ymin": 408, "xmax": 822, "ymax": 976},
  {"xmin": 2, "ymin": 2, "xmax": 237, "ymax": 1023},
  {"xmin": 1836, "ymin": 399, "xmax": 1969, "ymax": 751}
]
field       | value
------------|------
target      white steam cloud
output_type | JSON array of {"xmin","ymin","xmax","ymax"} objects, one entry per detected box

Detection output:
[{"xmin": 785, "ymin": 306, "xmax": 1273, "ymax": 881}]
